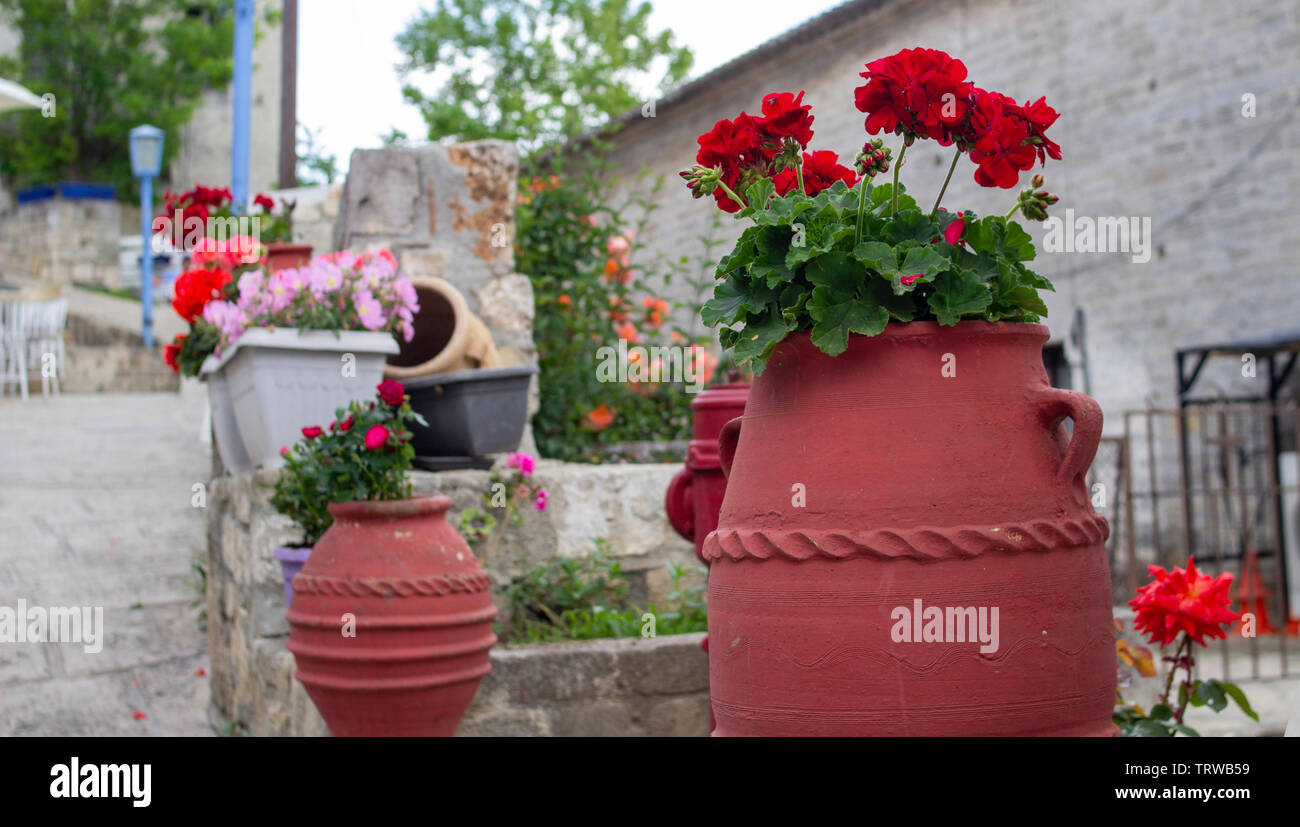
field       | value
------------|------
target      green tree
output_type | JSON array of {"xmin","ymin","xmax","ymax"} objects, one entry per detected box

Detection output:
[
  {"xmin": 296, "ymin": 122, "xmax": 338, "ymax": 185},
  {"xmin": 0, "ymin": 0, "xmax": 248, "ymax": 198},
  {"xmin": 395, "ymin": 0, "xmax": 693, "ymax": 150}
]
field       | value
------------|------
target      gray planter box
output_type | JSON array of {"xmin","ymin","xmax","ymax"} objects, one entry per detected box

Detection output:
[
  {"xmin": 202, "ymin": 329, "xmax": 399, "ymax": 469},
  {"xmin": 405, "ymin": 364, "xmax": 538, "ymax": 457}
]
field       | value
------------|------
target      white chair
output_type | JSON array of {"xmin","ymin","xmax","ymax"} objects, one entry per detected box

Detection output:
[
  {"xmin": 0, "ymin": 301, "xmax": 29, "ymax": 399},
  {"xmin": 24, "ymin": 298, "xmax": 67, "ymax": 397}
]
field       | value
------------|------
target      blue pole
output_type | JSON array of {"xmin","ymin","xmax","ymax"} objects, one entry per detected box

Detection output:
[
  {"xmin": 139, "ymin": 174, "xmax": 155, "ymax": 349},
  {"xmin": 231, "ymin": 0, "xmax": 254, "ymax": 212}
]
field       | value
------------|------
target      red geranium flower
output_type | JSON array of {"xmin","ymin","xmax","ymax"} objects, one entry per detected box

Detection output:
[
  {"xmin": 1129, "ymin": 556, "xmax": 1241, "ymax": 648},
  {"xmin": 759, "ymin": 90, "xmax": 815, "ymax": 150},
  {"xmin": 253, "ymin": 193, "xmax": 275, "ymax": 212},
  {"xmin": 695, "ymin": 113, "xmax": 767, "ymax": 212},
  {"xmin": 171, "ymin": 267, "xmax": 231, "ymax": 322},
  {"xmin": 854, "ymin": 47, "xmax": 972, "ymax": 144},
  {"xmin": 163, "ymin": 335, "xmax": 184, "ymax": 373},
  {"xmin": 943, "ymin": 217, "xmax": 966, "ymax": 245},
  {"xmin": 376, "ymin": 379, "xmax": 405, "ymax": 407},
  {"xmin": 772, "ymin": 150, "xmax": 859, "ymax": 196}
]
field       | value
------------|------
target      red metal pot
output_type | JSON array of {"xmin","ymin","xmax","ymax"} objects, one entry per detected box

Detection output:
[
  {"xmin": 286, "ymin": 494, "xmax": 496, "ymax": 736},
  {"xmin": 704, "ymin": 323, "xmax": 1116, "ymax": 736},
  {"xmin": 665, "ymin": 381, "xmax": 751, "ymax": 563},
  {"xmin": 263, "ymin": 242, "xmax": 313, "ymax": 275}
]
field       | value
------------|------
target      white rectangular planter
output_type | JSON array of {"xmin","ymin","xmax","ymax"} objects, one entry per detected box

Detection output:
[
  {"xmin": 203, "ymin": 370, "xmax": 254, "ymax": 474},
  {"xmin": 201, "ymin": 328, "xmax": 399, "ymax": 469}
]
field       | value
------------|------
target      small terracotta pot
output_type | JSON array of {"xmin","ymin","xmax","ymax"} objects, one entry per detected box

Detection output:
[
  {"xmin": 286, "ymin": 495, "xmax": 496, "ymax": 736},
  {"xmin": 705, "ymin": 322, "xmax": 1116, "ymax": 736},
  {"xmin": 263, "ymin": 242, "xmax": 313, "ymax": 275},
  {"xmin": 385, "ymin": 276, "xmax": 499, "ymax": 379}
]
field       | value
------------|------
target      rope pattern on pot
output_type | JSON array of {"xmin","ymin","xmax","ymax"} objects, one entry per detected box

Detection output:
[
  {"xmin": 702, "ymin": 513, "xmax": 1109, "ymax": 563},
  {"xmin": 291, "ymin": 571, "xmax": 493, "ymax": 597}
]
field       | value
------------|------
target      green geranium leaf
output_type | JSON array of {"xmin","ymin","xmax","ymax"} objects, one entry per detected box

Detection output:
[
  {"xmin": 808, "ymin": 287, "xmax": 888, "ymax": 356},
  {"xmin": 851, "ymin": 241, "xmax": 894, "ymax": 274},
  {"xmin": 701, "ymin": 274, "xmax": 749, "ymax": 327},
  {"xmin": 1003, "ymin": 220, "xmax": 1036, "ymax": 262},
  {"xmin": 928, "ymin": 268, "xmax": 992, "ymax": 325},
  {"xmin": 731, "ymin": 307, "xmax": 792, "ymax": 370}
]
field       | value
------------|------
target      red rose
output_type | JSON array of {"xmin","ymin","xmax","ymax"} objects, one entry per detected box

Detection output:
[
  {"xmin": 854, "ymin": 48, "xmax": 972, "ymax": 144},
  {"xmin": 1129, "ymin": 557, "xmax": 1241, "ymax": 648},
  {"xmin": 301, "ymin": 426, "xmax": 323, "ymax": 439},
  {"xmin": 772, "ymin": 150, "xmax": 859, "ymax": 196},
  {"xmin": 376, "ymin": 379, "xmax": 405, "ymax": 407},
  {"xmin": 364, "ymin": 424, "xmax": 390, "ymax": 451},
  {"xmin": 759, "ymin": 90, "xmax": 815, "ymax": 149},
  {"xmin": 338, "ymin": 415, "xmax": 353, "ymax": 433},
  {"xmin": 254, "ymin": 194, "xmax": 275, "ymax": 212}
]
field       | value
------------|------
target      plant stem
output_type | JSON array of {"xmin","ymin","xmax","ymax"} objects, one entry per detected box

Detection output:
[
  {"xmin": 931, "ymin": 148, "xmax": 962, "ymax": 217},
  {"xmin": 795, "ymin": 154, "xmax": 806, "ymax": 196},
  {"xmin": 717, "ymin": 180, "xmax": 747, "ymax": 211},
  {"xmin": 1160, "ymin": 634, "xmax": 1190, "ymax": 707},
  {"xmin": 855, "ymin": 174, "xmax": 869, "ymax": 246},
  {"xmin": 1005, "ymin": 203, "xmax": 1021, "ymax": 220},
  {"xmin": 891, "ymin": 142, "xmax": 908, "ymax": 216}
]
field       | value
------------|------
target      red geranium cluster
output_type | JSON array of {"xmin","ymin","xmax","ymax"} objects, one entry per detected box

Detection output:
[
  {"xmin": 171, "ymin": 267, "xmax": 232, "ymax": 324},
  {"xmin": 854, "ymin": 47, "xmax": 1060, "ymax": 189},
  {"xmin": 158, "ymin": 184, "xmax": 234, "ymax": 244},
  {"xmin": 686, "ymin": 90, "xmax": 857, "ymax": 211}
]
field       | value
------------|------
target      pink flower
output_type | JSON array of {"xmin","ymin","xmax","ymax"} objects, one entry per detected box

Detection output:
[
  {"xmin": 535, "ymin": 488, "xmax": 548, "ymax": 511},
  {"xmin": 355, "ymin": 289, "xmax": 385, "ymax": 331},
  {"xmin": 301, "ymin": 426, "xmax": 322, "ymax": 439},
  {"xmin": 279, "ymin": 446, "xmax": 289, "ymax": 458},
  {"xmin": 364, "ymin": 424, "xmax": 390, "ymax": 451},
  {"xmin": 900, "ymin": 274, "xmax": 921, "ymax": 286},
  {"xmin": 506, "ymin": 452, "xmax": 536, "ymax": 477},
  {"xmin": 943, "ymin": 218, "xmax": 966, "ymax": 246}
]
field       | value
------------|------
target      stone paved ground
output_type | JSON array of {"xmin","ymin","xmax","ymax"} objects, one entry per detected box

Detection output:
[{"xmin": 0, "ymin": 381, "xmax": 213, "ymax": 735}]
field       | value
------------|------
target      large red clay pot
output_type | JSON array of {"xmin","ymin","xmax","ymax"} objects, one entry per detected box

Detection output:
[
  {"xmin": 704, "ymin": 322, "xmax": 1115, "ymax": 736},
  {"xmin": 286, "ymin": 494, "xmax": 496, "ymax": 736},
  {"xmin": 665, "ymin": 381, "xmax": 751, "ymax": 563}
]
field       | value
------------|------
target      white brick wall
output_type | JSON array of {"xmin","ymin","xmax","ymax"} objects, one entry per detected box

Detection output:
[{"xmin": 597, "ymin": 0, "xmax": 1300, "ymax": 431}]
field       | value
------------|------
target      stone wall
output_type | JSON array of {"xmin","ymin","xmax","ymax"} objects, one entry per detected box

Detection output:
[
  {"xmin": 0, "ymin": 197, "xmax": 121, "ymax": 286},
  {"xmin": 205, "ymin": 465, "xmax": 706, "ymax": 736},
  {"xmin": 333, "ymin": 140, "xmax": 536, "ymax": 371}
]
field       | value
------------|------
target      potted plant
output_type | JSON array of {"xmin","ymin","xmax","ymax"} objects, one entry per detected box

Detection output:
[
  {"xmin": 682, "ymin": 49, "xmax": 1113, "ymax": 736},
  {"xmin": 275, "ymin": 380, "xmax": 496, "ymax": 737},
  {"xmin": 200, "ymin": 249, "xmax": 418, "ymax": 469},
  {"xmin": 253, "ymin": 193, "xmax": 312, "ymax": 272},
  {"xmin": 162, "ymin": 237, "xmax": 263, "ymax": 473}
]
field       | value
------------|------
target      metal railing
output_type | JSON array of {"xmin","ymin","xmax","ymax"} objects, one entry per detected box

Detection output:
[{"xmin": 1108, "ymin": 404, "xmax": 1299, "ymax": 679}]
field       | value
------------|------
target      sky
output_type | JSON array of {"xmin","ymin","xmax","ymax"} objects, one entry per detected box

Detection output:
[{"xmin": 297, "ymin": 0, "xmax": 846, "ymax": 174}]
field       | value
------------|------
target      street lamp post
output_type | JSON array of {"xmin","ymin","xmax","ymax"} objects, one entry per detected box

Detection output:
[{"xmin": 129, "ymin": 125, "xmax": 164, "ymax": 349}]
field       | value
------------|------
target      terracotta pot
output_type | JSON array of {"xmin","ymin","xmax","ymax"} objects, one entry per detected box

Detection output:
[
  {"xmin": 263, "ymin": 242, "xmax": 313, "ymax": 274},
  {"xmin": 665, "ymin": 381, "xmax": 751, "ymax": 563},
  {"xmin": 704, "ymin": 322, "xmax": 1115, "ymax": 736},
  {"xmin": 286, "ymin": 495, "xmax": 497, "ymax": 736},
  {"xmin": 385, "ymin": 276, "xmax": 499, "ymax": 379}
]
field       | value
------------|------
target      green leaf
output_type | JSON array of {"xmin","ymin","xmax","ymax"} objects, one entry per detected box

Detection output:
[
  {"xmin": 1171, "ymin": 723, "xmax": 1201, "ymax": 737},
  {"xmin": 701, "ymin": 275, "xmax": 748, "ymax": 326},
  {"xmin": 866, "ymin": 278, "xmax": 915, "ymax": 322},
  {"xmin": 851, "ymin": 241, "xmax": 894, "ymax": 273},
  {"xmin": 927, "ymin": 268, "xmax": 992, "ymax": 325},
  {"xmin": 1130, "ymin": 718, "xmax": 1173, "ymax": 737},
  {"xmin": 1149, "ymin": 704, "xmax": 1173, "ymax": 722},
  {"xmin": 1210, "ymin": 680, "xmax": 1259, "ymax": 721},
  {"xmin": 1003, "ymin": 220, "xmax": 1036, "ymax": 261},
  {"xmin": 741, "ymin": 178, "xmax": 775, "ymax": 214},
  {"xmin": 731, "ymin": 307, "xmax": 792, "ymax": 370},
  {"xmin": 1197, "ymin": 680, "xmax": 1228, "ymax": 713},
  {"xmin": 808, "ymin": 287, "xmax": 888, "ymax": 356}
]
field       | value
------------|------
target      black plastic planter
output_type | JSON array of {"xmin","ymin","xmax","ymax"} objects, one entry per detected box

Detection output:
[{"xmin": 404, "ymin": 364, "xmax": 539, "ymax": 457}]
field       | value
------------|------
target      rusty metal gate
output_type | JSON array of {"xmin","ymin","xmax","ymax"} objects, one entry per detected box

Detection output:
[{"xmin": 1104, "ymin": 403, "xmax": 1299, "ymax": 679}]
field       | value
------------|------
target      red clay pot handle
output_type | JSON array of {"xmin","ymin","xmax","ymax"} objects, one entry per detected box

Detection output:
[
  {"xmin": 664, "ymin": 467, "xmax": 695, "ymax": 541},
  {"xmin": 1036, "ymin": 387, "xmax": 1103, "ymax": 486},
  {"xmin": 718, "ymin": 416, "xmax": 743, "ymax": 480}
]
